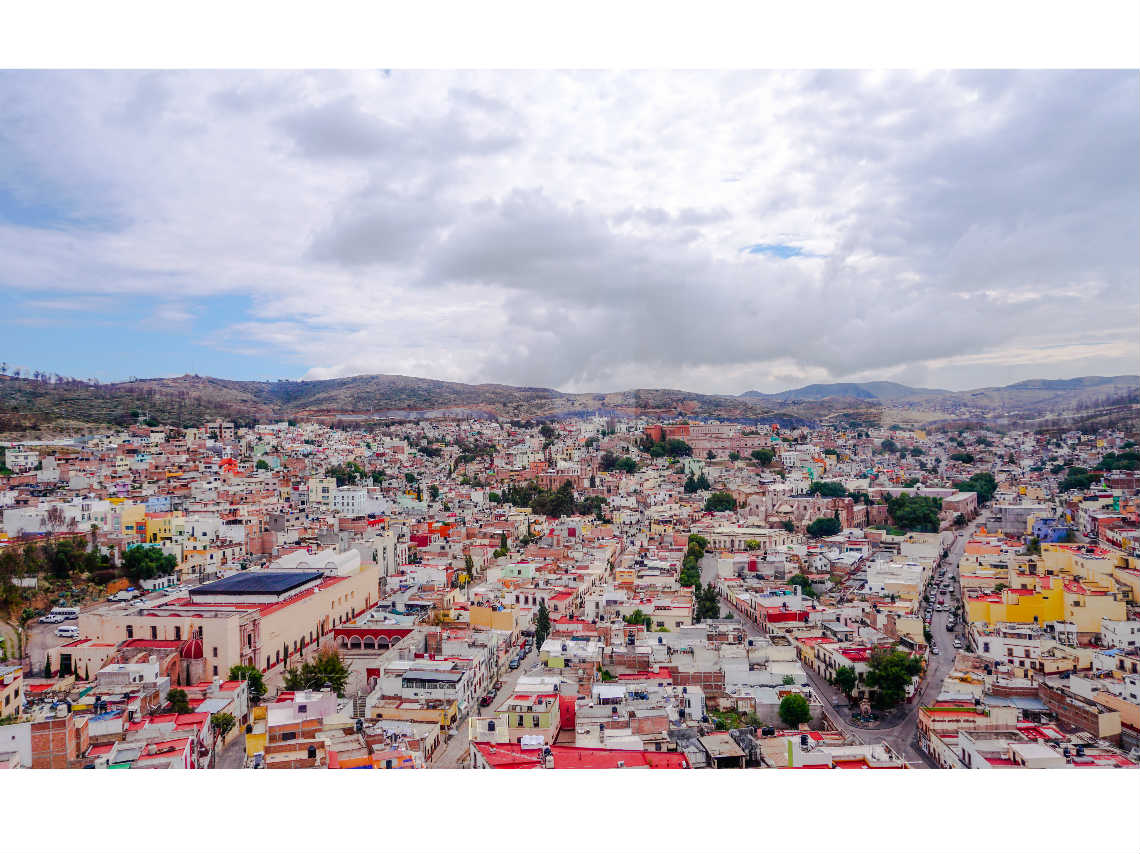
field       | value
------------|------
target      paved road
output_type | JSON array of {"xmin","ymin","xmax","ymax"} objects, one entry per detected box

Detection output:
[
  {"xmin": 870, "ymin": 520, "xmax": 980, "ymax": 764},
  {"xmin": 429, "ymin": 645, "xmax": 540, "ymax": 768},
  {"xmin": 716, "ymin": 519, "xmax": 984, "ymax": 767}
]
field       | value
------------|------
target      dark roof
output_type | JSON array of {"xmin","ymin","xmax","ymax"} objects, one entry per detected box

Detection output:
[
  {"xmin": 402, "ymin": 670, "xmax": 462, "ymax": 682},
  {"xmin": 190, "ymin": 571, "xmax": 323, "ymax": 597}
]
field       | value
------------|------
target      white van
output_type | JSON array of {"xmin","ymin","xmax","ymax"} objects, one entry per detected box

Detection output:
[
  {"xmin": 55, "ymin": 625, "xmax": 80, "ymax": 638},
  {"xmin": 50, "ymin": 607, "xmax": 80, "ymax": 620}
]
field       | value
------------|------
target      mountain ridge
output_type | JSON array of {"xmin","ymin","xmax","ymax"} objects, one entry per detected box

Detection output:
[{"xmin": 0, "ymin": 371, "xmax": 1136, "ymax": 433}]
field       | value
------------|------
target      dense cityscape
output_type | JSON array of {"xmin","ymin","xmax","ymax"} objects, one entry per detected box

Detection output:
[{"xmin": 2, "ymin": 407, "xmax": 1138, "ymax": 771}]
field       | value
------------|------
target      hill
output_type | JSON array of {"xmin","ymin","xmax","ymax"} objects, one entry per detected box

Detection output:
[{"xmin": 0, "ymin": 371, "xmax": 1135, "ymax": 435}]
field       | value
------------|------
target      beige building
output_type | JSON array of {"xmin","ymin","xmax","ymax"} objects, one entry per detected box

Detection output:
[{"xmin": 78, "ymin": 564, "xmax": 380, "ymax": 678}]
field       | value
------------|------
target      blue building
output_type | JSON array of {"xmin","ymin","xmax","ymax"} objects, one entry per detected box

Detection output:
[{"xmin": 1031, "ymin": 517, "xmax": 1072, "ymax": 543}]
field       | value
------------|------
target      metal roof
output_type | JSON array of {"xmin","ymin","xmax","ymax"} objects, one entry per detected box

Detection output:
[{"xmin": 190, "ymin": 571, "xmax": 323, "ymax": 596}]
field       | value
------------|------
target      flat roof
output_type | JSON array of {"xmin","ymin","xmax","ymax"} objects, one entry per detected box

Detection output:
[{"xmin": 190, "ymin": 571, "xmax": 323, "ymax": 597}]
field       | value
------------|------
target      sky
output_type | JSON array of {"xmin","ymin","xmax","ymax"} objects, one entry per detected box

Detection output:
[{"xmin": 1, "ymin": 70, "xmax": 1137, "ymax": 394}]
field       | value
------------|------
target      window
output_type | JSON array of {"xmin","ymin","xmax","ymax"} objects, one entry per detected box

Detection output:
[
  {"xmin": 126, "ymin": 625, "xmax": 134, "ymax": 639},
  {"xmin": 212, "ymin": 665, "xmax": 218, "ymax": 676},
  {"xmin": 532, "ymin": 715, "xmax": 540, "ymax": 728},
  {"xmin": 174, "ymin": 626, "xmax": 182, "ymax": 641},
  {"xmin": 151, "ymin": 626, "xmax": 158, "ymax": 640},
  {"xmin": 212, "ymin": 647, "xmax": 218, "ymax": 658}
]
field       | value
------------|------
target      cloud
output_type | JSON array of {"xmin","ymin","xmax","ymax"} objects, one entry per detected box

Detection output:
[{"xmin": 0, "ymin": 70, "xmax": 1135, "ymax": 394}]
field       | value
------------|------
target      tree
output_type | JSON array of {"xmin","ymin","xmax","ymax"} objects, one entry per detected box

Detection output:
[
  {"xmin": 255, "ymin": 459, "xmax": 270, "ymax": 470},
  {"xmin": 428, "ymin": 484, "xmax": 440, "ymax": 501},
  {"xmin": 535, "ymin": 600, "xmax": 551, "ymax": 648},
  {"xmin": 283, "ymin": 648, "xmax": 350, "ymax": 696},
  {"xmin": 695, "ymin": 583, "xmax": 720, "ymax": 622},
  {"xmin": 880, "ymin": 439, "xmax": 898, "ymax": 453},
  {"xmin": 325, "ymin": 461, "xmax": 365, "ymax": 486},
  {"xmin": 778, "ymin": 693, "xmax": 811, "ymax": 728},
  {"xmin": 863, "ymin": 648, "xmax": 923, "ymax": 709},
  {"xmin": 706, "ymin": 450, "xmax": 716, "ymax": 460},
  {"xmin": 885, "ymin": 494, "xmax": 942, "ymax": 532},
  {"xmin": 806, "ymin": 516, "xmax": 841, "ymax": 538},
  {"xmin": 949, "ymin": 452, "xmax": 975, "ymax": 464},
  {"xmin": 787, "ymin": 573, "xmax": 817, "ymax": 598},
  {"xmin": 499, "ymin": 533, "xmax": 509, "ymax": 552},
  {"xmin": 954, "ymin": 472, "xmax": 997, "ymax": 503},
  {"xmin": 953, "ymin": 513, "xmax": 966, "ymax": 527},
  {"xmin": 167, "ymin": 688, "xmax": 192, "ymax": 714},
  {"xmin": 751, "ymin": 448, "xmax": 775, "ymax": 466},
  {"xmin": 728, "ymin": 452, "xmax": 740, "ymax": 462},
  {"xmin": 704, "ymin": 492, "xmax": 737, "ymax": 512},
  {"xmin": 1024, "ymin": 537, "xmax": 1042, "ymax": 556},
  {"xmin": 1058, "ymin": 467, "xmax": 1097, "ymax": 492},
  {"xmin": 623, "ymin": 609, "xmax": 653, "ymax": 630},
  {"xmin": 123, "ymin": 545, "xmax": 177, "ymax": 583},
  {"xmin": 210, "ymin": 711, "xmax": 236, "ymax": 759},
  {"xmin": 992, "ymin": 582, "xmax": 1008, "ymax": 594},
  {"xmin": 228, "ymin": 664, "xmax": 267, "ymax": 705},
  {"xmin": 831, "ymin": 666, "xmax": 858, "ymax": 700},
  {"xmin": 781, "ymin": 520, "xmax": 795, "ymax": 533},
  {"xmin": 614, "ymin": 457, "xmax": 637, "ymax": 474},
  {"xmin": 808, "ymin": 481, "xmax": 847, "ymax": 498},
  {"xmin": 743, "ymin": 539, "xmax": 762, "ymax": 551}
]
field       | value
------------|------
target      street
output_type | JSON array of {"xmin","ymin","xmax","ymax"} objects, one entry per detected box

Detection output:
[
  {"xmin": 429, "ymin": 644, "xmax": 540, "ymax": 768},
  {"xmin": 712, "ymin": 518, "xmax": 983, "ymax": 767}
]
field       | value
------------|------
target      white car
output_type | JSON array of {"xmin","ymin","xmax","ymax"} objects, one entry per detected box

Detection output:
[
  {"xmin": 953, "ymin": 639, "xmax": 963, "ymax": 649},
  {"xmin": 38, "ymin": 614, "xmax": 65, "ymax": 624},
  {"xmin": 54, "ymin": 625, "xmax": 80, "ymax": 638}
]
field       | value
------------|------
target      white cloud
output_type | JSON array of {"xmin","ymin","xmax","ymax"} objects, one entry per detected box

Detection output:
[{"xmin": 0, "ymin": 70, "xmax": 1135, "ymax": 393}]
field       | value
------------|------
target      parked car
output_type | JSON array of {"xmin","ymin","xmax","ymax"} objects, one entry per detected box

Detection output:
[
  {"xmin": 479, "ymin": 693, "xmax": 495, "ymax": 707},
  {"xmin": 508, "ymin": 657, "xmax": 521, "ymax": 670},
  {"xmin": 953, "ymin": 639, "xmax": 963, "ymax": 649},
  {"xmin": 55, "ymin": 625, "xmax": 80, "ymax": 638},
  {"xmin": 931, "ymin": 645, "xmax": 940, "ymax": 656},
  {"xmin": 39, "ymin": 614, "xmax": 66, "ymax": 624}
]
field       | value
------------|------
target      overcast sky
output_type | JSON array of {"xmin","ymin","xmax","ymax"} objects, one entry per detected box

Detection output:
[{"xmin": 1, "ymin": 70, "xmax": 1136, "ymax": 394}]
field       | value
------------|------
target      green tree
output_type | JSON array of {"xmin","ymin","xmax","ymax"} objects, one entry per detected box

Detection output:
[
  {"xmin": 808, "ymin": 481, "xmax": 847, "ymax": 498},
  {"xmin": 787, "ymin": 573, "xmax": 817, "ymax": 598},
  {"xmin": 880, "ymin": 439, "xmax": 898, "ymax": 453},
  {"xmin": 166, "ymin": 688, "xmax": 192, "ymax": 714},
  {"xmin": 778, "ymin": 693, "xmax": 811, "ymax": 728},
  {"xmin": 325, "ymin": 461, "xmax": 365, "ymax": 486},
  {"xmin": 209, "ymin": 711, "xmax": 236, "ymax": 759},
  {"xmin": 123, "ymin": 545, "xmax": 177, "ymax": 583},
  {"xmin": 806, "ymin": 516, "xmax": 842, "ymax": 538},
  {"xmin": 886, "ymin": 494, "xmax": 942, "ymax": 532},
  {"xmin": 863, "ymin": 648, "xmax": 923, "ymax": 709},
  {"xmin": 283, "ymin": 648, "xmax": 350, "ymax": 696},
  {"xmin": 954, "ymin": 472, "xmax": 998, "ymax": 503},
  {"xmin": 728, "ymin": 452, "xmax": 740, "ymax": 462},
  {"xmin": 704, "ymin": 492, "xmax": 737, "ymax": 512},
  {"xmin": 535, "ymin": 600, "xmax": 551, "ymax": 648},
  {"xmin": 781, "ymin": 520, "xmax": 795, "ymax": 532},
  {"xmin": 949, "ymin": 452, "xmax": 975, "ymax": 464},
  {"xmin": 751, "ymin": 448, "xmax": 775, "ymax": 466},
  {"xmin": 428, "ymin": 484, "xmax": 440, "ymax": 501},
  {"xmin": 228, "ymin": 664, "xmax": 267, "ymax": 705},
  {"xmin": 255, "ymin": 459, "xmax": 270, "ymax": 470},
  {"xmin": 831, "ymin": 665, "xmax": 858, "ymax": 700}
]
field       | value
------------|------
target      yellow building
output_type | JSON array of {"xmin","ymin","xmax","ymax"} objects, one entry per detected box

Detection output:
[
  {"xmin": 965, "ymin": 577, "xmax": 1124, "ymax": 634},
  {"xmin": 469, "ymin": 605, "xmax": 521, "ymax": 633}
]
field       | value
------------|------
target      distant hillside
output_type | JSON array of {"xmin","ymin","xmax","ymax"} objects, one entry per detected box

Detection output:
[
  {"xmin": 742, "ymin": 381, "xmax": 948, "ymax": 401},
  {"xmin": 0, "ymin": 371, "xmax": 1135, "ymax": 434}
]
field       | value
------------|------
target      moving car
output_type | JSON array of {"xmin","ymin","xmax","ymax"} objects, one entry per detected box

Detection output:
[
  {"xmin": 508, "ymin": 656, "xmax": 521, "ymax": 670},
  {"xmin": 953, "ymin": 639, "xmax": 963, "ymax": 649},
  {"xmin": 55, "ymin": 625, "xmax": 80, "ymax": 638},
  {"xmin": 931, "ymin": 645, "xmax": 940, "ymax": 656}
]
